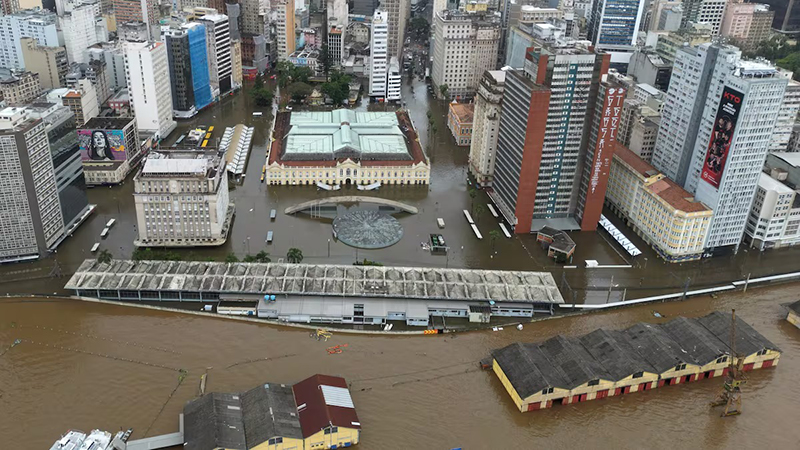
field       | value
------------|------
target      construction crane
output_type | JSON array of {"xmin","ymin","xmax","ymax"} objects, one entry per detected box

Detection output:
[{"xmin": 711, "ymin": 309, "xmax": 746, "ymax": 416}]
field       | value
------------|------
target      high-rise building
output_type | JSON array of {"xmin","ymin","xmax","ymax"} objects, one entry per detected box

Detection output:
[
  {"xmin": 0, "ymin": 70, "xmax": 42, "ymax": 107},
  {"xmin": 60, "ymin": 3, "xmax": 101, "ymax": 64},
  {"xmin": 431, "ymin": 10, "xmax": 501, "ymax": 100},
  {"xmin": 745, "ymin": 170, "xmax": 800, "ymax": 250},
  {"xmin": 649, "ymin": 0, "xmax": 682, "ymax": 31},
  {"xmin": 759, "ymin": 0, "xmax": 799, "ymax": 32},
  {"xmin": 231, "ymin": 39, "xmax": 243, "ymax": 89},
  {"xmin": 164, "ymin": 22, "xmax": 213, "ymax": 118},
  {"xmin": 20, "ymin": 37, "xmax": 67, "ymax": 90},
  {"xmin": 352, "ymin": 0, "xmax": 378, "ymax": 16},
  {"xmin": 369, "ymin": 9, "xmax": 388, "ymax": 98},
  {"xmin": 24, "ymin": 102, "xmax": 93, "ymax": 235},
  {"xmin": 0, "ymin": 9, "xmax": 60, "ymax": 71},
  {"xmin": 490, "ymin": 43, "xmax": 611, "ymax": 233},
  {"xmin": 587, "ymin": 0, "xmax": 645, "ymax": 68},
  {"xmin": 124, "ymin": 40, "xmax": 176, "ymax": 138},
  {"xmin": 0, "ymin": 108, "xmax": 65, "ymax": 263},
  {"xmin": 382, "ymin": 0, "xmax": 409, "ymax": 59},
  {"xmin": 134, "ymin": 147, "xmax": 234, "ymax": 247},
  {"xmin": 680, "ymin": 0, "xmax": 728, "ymax": 35},
  {"xmin": 327, "ymin": 0, "xmax": 348, "ymax": 67},
  {"xmin": 88, "ymin": 42, "xmax": 127, "ymax": 91},
  {"xmin": 113, "ymin": 0, "xmax": 159, "ymax": 35},
  {"xmin": 1, "ymin": 0, "xmax": 19, "ymax": 16},
  {"xmin": 721, "ymin": 1, "xmax": 775, "ymax": 53},
  {"xmin": 652, "ymin": 43, "xmax": 789, "ymax": 253},
  {"xmin": 654, "ymin": 22, "xmax": 713, "ymax": 65},
  {"xmin": 65, "ymin": 60, "xmax": 111, "ymax": 104},
  {"xmin": 276, "ymin": 0, "xmax": 296, "ymax": 61},
  {"xmin": 198, "ymin": 13, "xmax": 233, "ymax": 96},
  {"xmin": 386, "ymin": 57, "xmax": 402, "ymax": 101},
  {"xmin": 469, "ymin": 69, "xmax": 506, "ymax": 187},
  {"xmin": 771, "ymin": 79, "xmax": 800, "ymax": 153}
]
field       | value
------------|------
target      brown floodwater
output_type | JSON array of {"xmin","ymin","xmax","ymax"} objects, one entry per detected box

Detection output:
[{"xmin": 1, "ymin": 284, "xmax": 799, "ymax": 449}]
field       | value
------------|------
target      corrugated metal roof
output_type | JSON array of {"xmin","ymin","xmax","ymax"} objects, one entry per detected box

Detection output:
[{"xmin": 320, "ymin": 385, "xmax": 354, "ymax": 409}]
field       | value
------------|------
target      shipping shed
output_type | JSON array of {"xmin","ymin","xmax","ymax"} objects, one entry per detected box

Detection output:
[
  {"xmin": 491, "ymin": 312, "xmax": 781, "ymax": 413},
  {"xmin": 65, "ymin": 259, "xmax": 564, "ymax": 326},
  {"xmin": 293, "ymin": 375, "xmax": 361, "ymax": 449},
  {"xmin": 788, "ymin": 300, "xmax": 800, "ymax": 329}
]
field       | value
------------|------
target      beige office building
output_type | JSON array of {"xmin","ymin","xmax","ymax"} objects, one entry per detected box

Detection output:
[{"xmin": 20, "ymin": 37, "xmax": 67, "ymax": 90}]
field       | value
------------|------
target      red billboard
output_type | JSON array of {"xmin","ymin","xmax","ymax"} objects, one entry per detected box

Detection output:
[{"xmin": 701, "ymin": 87, "xmax": 743, "ymax": 189}]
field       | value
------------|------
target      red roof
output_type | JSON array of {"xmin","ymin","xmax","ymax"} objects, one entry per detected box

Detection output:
[{"xmin": 292, "ymin": 374, "xmax": 361, "ymax": 439}]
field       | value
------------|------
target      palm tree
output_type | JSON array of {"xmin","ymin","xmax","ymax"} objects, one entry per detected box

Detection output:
[
  {"xmin": 287, "ymin": 247, "xmax": 304, "ymax": 263},
  {"xmin": 468, "ymin": 187, "xmax": 477, "ymax": 211},
  {"xmin": 254, "ymin": 250, "xmax": 271, "ymax": 263},
  {"xmin": 474, "ymin": 204, "xmax": 485, "ymax": 221},
  {"xmin": 225, "ymin": 253, "xmax": 239, "ymax": 263},
  {"xmin": 489, "ymin": 230, "xmax": 501, "ymax": 252},
  {"xmin": 97, "ymin": 249, "xmax": 112, "ymax": 265}
]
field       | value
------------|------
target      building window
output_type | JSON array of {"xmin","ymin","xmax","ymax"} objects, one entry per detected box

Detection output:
[
  {"xmin": 675, "ymin": 363, "xmax": 687, "ymax": 371},
  {"xmin": 633, "ymin": 372, "xmax": 643, "ymax": 379},
  {"xmin": 324, "ymin": 426, "xmax": 338, "ymax": 435},
  {"xmin": 541, "ymin": 387, "xmax": 554, "ymax": 395},
  {"xmin": 268, "ymin": 437, "xmax": 283, "ymax": 444},
  {"xmin": 756, "ymin": 349, "xmax": 768, "ymax": 356},
  {"xmin": 587, "ymin": 379, "xmax": 599, "ymax": 387},
  {"xmin": 354, "ymin": 304, "xmax": 364, "ymax": 317}
]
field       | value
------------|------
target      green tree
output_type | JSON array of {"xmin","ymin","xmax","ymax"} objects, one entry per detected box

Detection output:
[
  {"xmin": 489, "ymin": 229, "xmax": 501, "ymax": 252},
  {"xmin": 474, "ymin": 203, "xmax": 485, "ymax": 221},
  {"xmin": 439, "ymin": 84, "xmax": 449, "ymax": 100},
  {"xmin": 225, "ymin": 253, "xmax": 239, "ymax": 263},
  {"xmin": 250, "ymin": 84, "xmax": 274, "ymax": 106},
  {"xmin": 468, "ymin": 187, "xmax": 477, "ymax": 211},
  {"xmin": 254, "ymin": 250, "xmax": 271, "ymax": 263},
  {"xmin": 243, "ymin": 254, "xmax": 257, "ymax": 262},
  {"xmin": 287, "ymin": 81, "xmax": 313, "ymax": 103},
  {"xmin": 287, "ymin": 247, "xmax": 304, "ymax": 263},
  {"xmin": 254, "ymin": 72, "xmax": 264, "ymax": 89},
  {"xmin": 778, "ymin": 53, "xmax": 800, "ymax": 81},
  {"xmin": 319, "ymin": 43, "xmax": 332, "ymax": 80},
  {"xmin": 97, "ymin": 249, "xmax": 113, "ymax": 264},
  {"xmin": 276, "ymin": 60, "xmax": 294, "ymax": 88},
  {"xmin": 409, "ymin": 17, "xmax": 430, "ymax": 40},
  {"xmin": 322, "ymin": 71, "xmax": 351, "ymax": 105}
]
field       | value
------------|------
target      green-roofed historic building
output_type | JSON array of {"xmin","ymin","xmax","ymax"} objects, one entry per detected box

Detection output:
[{"xmin": 266, "ymin": 109, "xmax": 430, "ymax": 186}]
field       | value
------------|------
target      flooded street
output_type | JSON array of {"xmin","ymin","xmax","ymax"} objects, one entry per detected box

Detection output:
[
  {"xmin": 1, "ymin": 285, "xmax": 799, "ymax": 449},
  {"xmin": 3, "ymin": 78, "xmax": 800, "ymax": 307}
]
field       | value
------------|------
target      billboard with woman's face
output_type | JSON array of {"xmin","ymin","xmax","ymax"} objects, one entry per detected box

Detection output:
[{"xmin": 78, "ymin": 129, "xmax": 127, "ymax": 161}]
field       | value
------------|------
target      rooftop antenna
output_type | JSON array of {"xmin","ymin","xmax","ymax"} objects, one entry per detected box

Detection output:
[{"xmin": 710, "ymin": 309, "xmax": 746, "ymax": 416}]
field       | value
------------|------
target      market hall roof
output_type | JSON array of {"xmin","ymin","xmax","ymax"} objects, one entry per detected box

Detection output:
[
  {"xmin": 66, "ymin": 259, "xmax": 565, "ymax": 304},
  {"xmin": 282, "ymin": 109, "xmax": 412, "ymax": 161}
]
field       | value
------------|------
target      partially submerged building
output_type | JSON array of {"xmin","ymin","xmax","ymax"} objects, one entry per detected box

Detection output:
[
  {"xmin": 266, "ymin": 109, "xmax": 430, "ymax": 186},
  {"xmin": 492, "ymin": 312, "xmax": 780, "ymax": 412},
  {"xmin": 183, "ymin": 374, "xmax": 360, "ymax": 450},
  {"xmin": 64, "ymin": 260, "xmax": 565, "ymax": 326},
  {"xmin": 787, "ymin": 301, "xmax": 800, "ymax": 330}
]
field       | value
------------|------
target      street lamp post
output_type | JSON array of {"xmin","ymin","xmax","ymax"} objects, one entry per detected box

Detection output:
[{"xmin": 327, "ymin": 239, "xmax": 331, "ymax": 258}]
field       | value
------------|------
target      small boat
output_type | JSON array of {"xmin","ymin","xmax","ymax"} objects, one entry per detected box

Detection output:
[
  {"xmin": 100, "ymin": 227, "xmax": 109, "ymax": 238},
  {"xmin": 105, "ymin": 219, "xmax": 116, "ymax": 228},
  {"xmin": 437, "ymin": 218, "xmax": 445, "ymax": 228},
  {"xmin": 270, "ymin": 209, "xmax": 276, "ymax": 220},
  {"xmin": 260, "ymin": 174, "xmax": 265, "ymax": 182},
  {"xmin": 50, "ymin": 429, "xmax": 86, "ymax": 450},
  {"xmin": 91, "ymin": 243, "xmax": 99, "ymax": 252},
  {"xmin": 266, "ymin": 231, "xmax": 273, "ymax": 243}
]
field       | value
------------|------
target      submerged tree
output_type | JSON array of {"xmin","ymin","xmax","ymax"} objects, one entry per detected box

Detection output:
[{"xmin": 287, "ymin": 247, "xmax": 304, "ymax": 263}]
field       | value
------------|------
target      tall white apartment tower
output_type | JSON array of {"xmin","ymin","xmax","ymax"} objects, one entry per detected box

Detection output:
[
  {"xmin": 327, "ymin": 0, "xmax": 348, "ymax": 67},
  {"xmin": 60, "ymin": 3, "xmax": 101, "ymax": 64},
  {"xmin": 199, "ymin": 14, "xmax": 233, "ymax": 96},
  {"xmin": 652, "ymin": 43, "xmax": 789, "ymax": 253},
  {"xmin": 369, "ymin": 9, "xmax": 389, "ymax": 97},
  {"xmin": 124, "ymin": 41, "xmax": 176, "ymax": 139},
  {"xmin": 276, "ymin": 0, "xmax": 296, "ymax": 61}
]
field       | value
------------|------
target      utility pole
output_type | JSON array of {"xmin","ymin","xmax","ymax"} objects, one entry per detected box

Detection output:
[{"xmin": 606, "ymin": 275, "xmax": 614, "ymax": 303}]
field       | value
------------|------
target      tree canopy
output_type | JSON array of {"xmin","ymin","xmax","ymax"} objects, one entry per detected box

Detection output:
[
  {"xmin": 287, "ymin": 81, "xmax": 314, "ymax": 103},
  {"xmin": 322, "ymin": 71, "xmax": 352, "ymax": 105}
]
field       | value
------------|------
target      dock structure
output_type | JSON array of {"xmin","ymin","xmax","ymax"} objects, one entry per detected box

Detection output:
[
  {"xmin": 491, "ymin": 312, "xmax": 781, "ymax": 413},
  {"xmin": 64, "ymin": 259, "xmax": 564, "ymax": 327},
  {"xmin": 221, "ymin": 124, "xmax": 254, "ymax": 176}
]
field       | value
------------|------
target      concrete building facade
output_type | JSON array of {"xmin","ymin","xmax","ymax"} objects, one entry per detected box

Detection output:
[
  {"xmin": 0, "ymin": 9, "xmax": 60, "ymax": 71},
  {"xmin": 490, "ymin": 44, "xmax": 610, "ymax": 233},
  {"xmin": 368, "ymin": 9, "xmax": 389, "ymax": 98},
  {"xmin": 469, "ymin": 70, "xmax": 506, "ymax": 188},
  {"xmin": 745, "ymin": 172, "xmax": 800, "ymax": 250},
  {"xmin": 431, "ymin": 10, "xmax": 501, "ymax": 100},
  {"xmin": 275, "ymin": 0, "xmax": 296, "ymax": 61},
  {"xmin": 447, "ymin": 102, "xmax": 474, "ymax": 147},
  {"xmin": 134, "ymin": 148, "xmax": 234, "ymax": 247},
  {"xmin": 59, "ymin": 3, "xmax": 101, "ymax": 65},
  {"xmin": 382, "ymin": 0, "xmax": 408, "ymax": 59},
  {"xmin": 587, "ymin": 0, "xmax": 645, "ymax": 67},
  {"xmin": 771, "ymin": 79, "xmax": 800, "ymax": 153},
  {"xmin": 198, "ymin": 14, "xmax": 233, "ymax": 96},
  {"xmin": 20, "ymin": 37, "xmax": 67, "ymax": 90},
  {"xmin": 0, "ymin": 109, "xmax": 64, "ymax": 263},
  {"xmin": 0, "ymin": 70, "xmax": 42, "ymax": 107},
  {"xmin": 607, "ymin": 145, "xmax": 712, "ymax": 261},
  {"xmin": 681, "ymin": 0, "xmax": 729, "ymax": 34},
  {"xmin": 653, "ymin": 44, "xmax": 789, "ymax": 253},
  {"xmin": 61, "ymin": 79, "xmax": 99, "ymax": 126},
  {"xmin": 721, "ymin": 1, "xmax": 775, "ymax": 53},
  {"xmin": 124, "ymin": 41, "xmax": 176, "ymax": 138}
]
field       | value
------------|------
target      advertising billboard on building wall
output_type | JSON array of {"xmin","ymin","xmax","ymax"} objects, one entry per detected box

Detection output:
[
  {"xmin": 78, "ymin": 129, "xmax": 127, "ymax": 161},
  {"xmin": 701, "ymin": 87, "xmax": 744, "ymax": 189}
]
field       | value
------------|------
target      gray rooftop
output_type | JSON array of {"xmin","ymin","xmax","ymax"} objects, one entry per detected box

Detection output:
[
  {"xmin": 492, "ymin": 312, "xmax": 780, "ymax": 399},
  {"xmin": 65, "ymin": 260, "xmax": 564, "ymax": 304},
  {"xmin": 183, "ymin": 383, "xmax": 302, "ymax": 450}
]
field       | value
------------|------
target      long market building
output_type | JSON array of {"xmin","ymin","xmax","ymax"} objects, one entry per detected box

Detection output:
[{"xmin": 65, "ymin": 259, "xmax": 564, "ymax": 327}]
